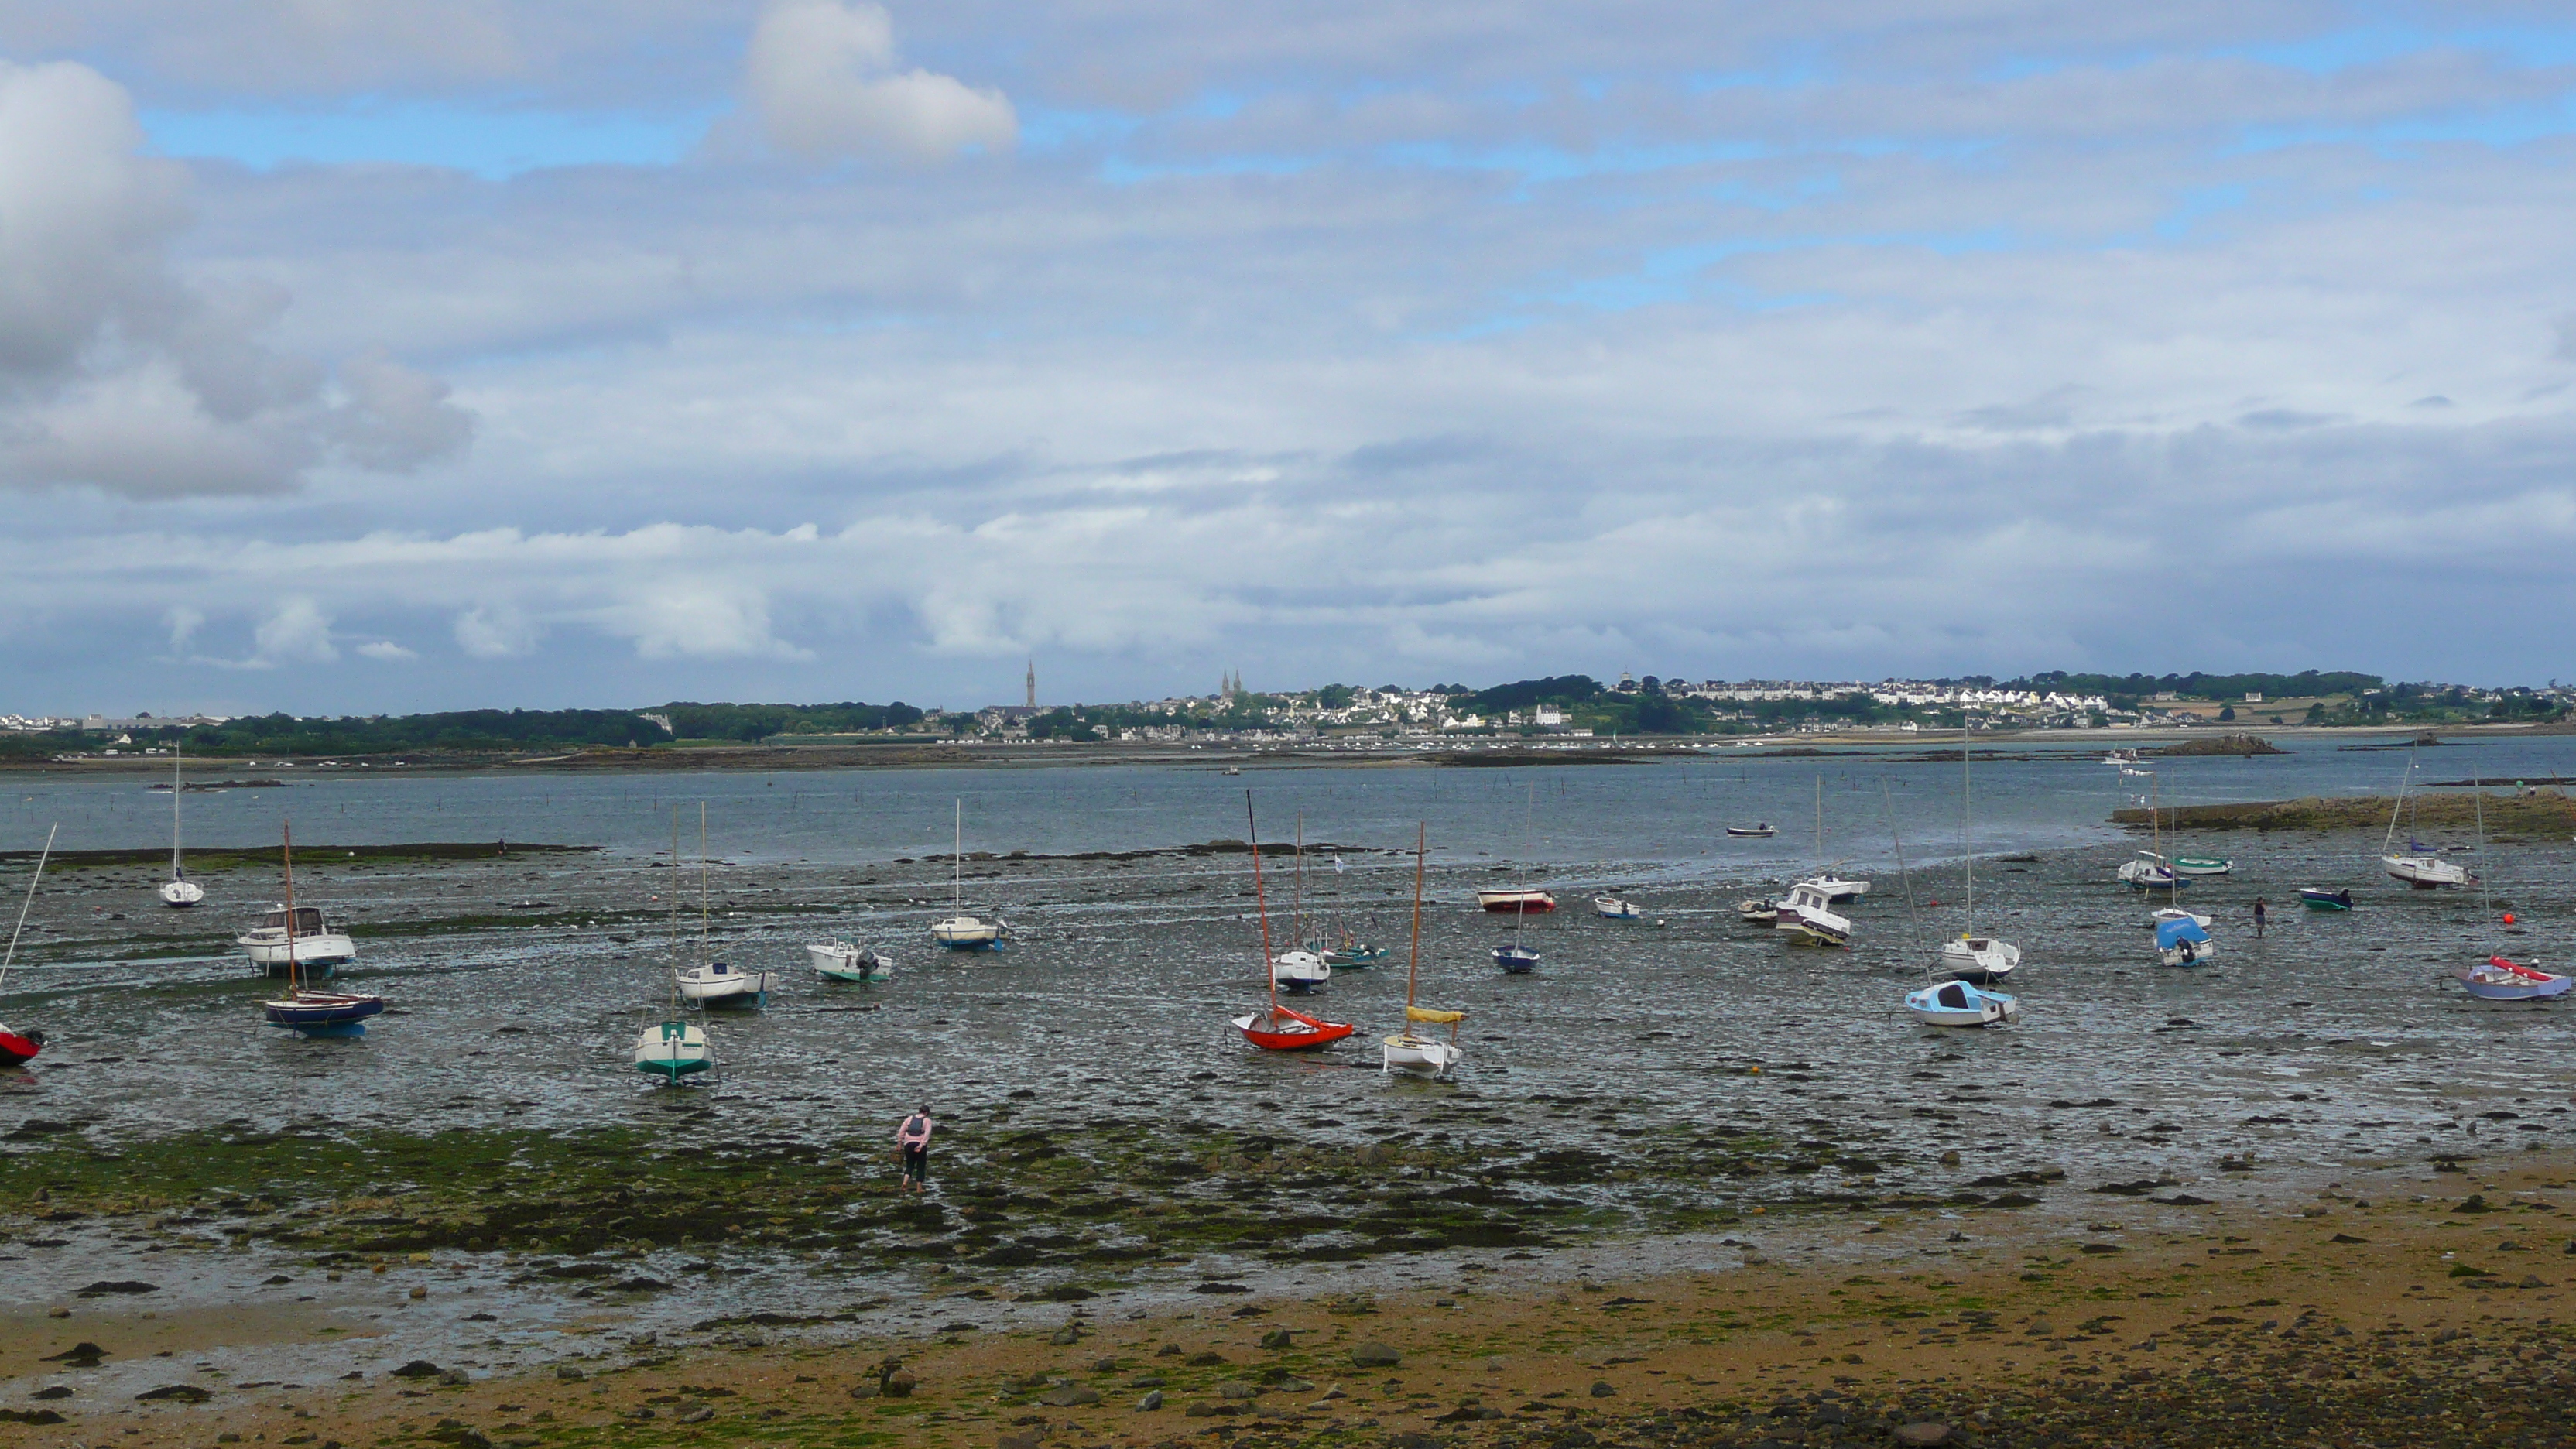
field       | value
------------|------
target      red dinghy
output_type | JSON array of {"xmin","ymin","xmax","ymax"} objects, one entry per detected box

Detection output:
[{"xmin": 1231, "ymin": 792, "xmax": 1356, "ymax": 1052}]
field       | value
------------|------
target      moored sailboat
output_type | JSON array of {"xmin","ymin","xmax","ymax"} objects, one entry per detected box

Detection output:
[
  {"xmin": 635, "ymin": 815, "xmax": 713, "ymax": 1082},
  {"xmin": 931, "ymin": 800, "xmax": 1009, "ymax": 948},
  {"xmin": 2381, "ymin": 748, "xmax": 2472, "ymax": 888},
  {"xmin": 1231, "ymin": 793, "xmax": 1355, "ymax": 1050},
  {"xmin": 0, "ymin": 825, "xmax": 57, "ymax": 1067},
  {"xmin": 158, "ymin": 744, "xmax": 203, "ymax": 908},
  {"xmin": 260, "ymin": 823, "xmax": 384, "ymax": 1036},
  {"xmin": 1384, "ymin": 824, "xmax": 1464, "ymax": 1076},
  {"xmin": 673, "ymin": 805, "xmax": 776, "ymax": 1007},
  {"xmin": 1937, "ymin": 724, "xmax": 2020, "ymax": 984}
]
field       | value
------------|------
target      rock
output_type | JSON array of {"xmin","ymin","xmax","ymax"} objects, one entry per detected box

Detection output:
[
  {"xmin": 135, "ymin": 1385, "xmax": 213, "ymax": 1403},
  {"xmin": 883, "ymin": 1372, "xmax": 917, "ymax": 1399},
  {"xmin": 1090, "ymin": 1358, "xmax": 1120, "ymax": 1373},
  {"xmin": 1217, "ymin": 1381, "xmax": 1259, "ymax": 1400},
  {"xmin": 1277, "ymin": 1378, "xmax": 1314, "ymax": 1393},
  {"xmin": 1049, "ymin": 1327, "xmax": 1082, "ymax": 1345},
  {"xmin": 1184, "ymin": 1401, "xmax": 1220, "ymax": 1418},
  {"xmin": 1350, "ymin": 1342, "xmax": 1402, "ymax": 1368},
  {"xmin": 0, "ymin": 1411, "xmax": 69, "ymax": 1426},
  {"xmin": 1939, "ymin": 1149, "xmax": 1962, "ymax": 1166},
  {"xmin": 676, "ymin": 1406, "xmax": 714, "ymax": 1424},
  {"xmin": 41, "ymin": 1342, "xmax": 105, "ymax": 1365},
  {"xmin": 848, "ymin": 1382, "xmax": 879, "ymax": 1399},
  {"xmin": 390, "ymin": 1361, "xmax": 445, "ymax": 1380},
  {"xmin": 1259, "ymin": 1327, "xmax": 1295, "ymax": 1349},
  {"xmin": 1040, "ymin": 1387, "xmax": 1101, "ymax": 1406},
  {"xmin": 1186, "ymin": 1352, "xmax": 1225, "ymax": 1367},
  {"xmin": 438, "ymin": 1370, "xmax": 469, "ymax": 1386},
  {"xmin": 1314, "ymin": 1384, "xmax": 1346, "ymax": 1401},
  {"xmin": 1135, "ymin": 1390, "xmax": 1164, "ymax": 1411},
  {"xmin": 998, "ymin": 1434, "xmax": 1042, "ymax": 1449},
  {"xmin": 44, "ymin": 1307, "xmax": 69, "ymax": 1319},
  {"xmin": 1129, "ymin": 1374, "xmax": 1166, "ymax": 1389},
  {"xmin": 409, "ymin": 1286, "xmax": 429, "ymax": 1300},
  {"xmin": 555, "ymin": 1367, "xmax": 586, "ymax": 1382},
  {"xmin": 74, "ymin": 1280, "xmax": 158, "ymax": 1297},
  {"xmin": 262, "ymin": 1275, "xmax": 294, "ymax": 1286},
  {"xmin": 1589, "ymin": 1380, "xmax": 1616, "ymax": 1398},
  {"xmin": 1193, "ymin": 1280, "xmax": 1253, "ymax": 1294},
  {"xmin": 31, "ymin": 1387, "xmax": 70, "ymax": 1401},
  {"xmin": 1893, "ymin": 1422, "xmax": 1955, "ymax": 1445}
]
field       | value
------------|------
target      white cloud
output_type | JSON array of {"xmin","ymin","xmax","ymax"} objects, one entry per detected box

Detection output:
[
  {"xmin": 0, "ymin": 59, "xmax": 469, "ymax": 497},
  {"xmin": 355, "ymin": 639, "xmax": 418, "ymax": 660},
  {"xmin": 743, "ymin": 0, "xmax": 1016, "ymax": 163},
  {"xmin": 454, "ymin": 604, "xmax": 540, "ymax": 658},
  {"xmin": 249, "ymin": 597, "xmax": 337, "ymax": 666}
]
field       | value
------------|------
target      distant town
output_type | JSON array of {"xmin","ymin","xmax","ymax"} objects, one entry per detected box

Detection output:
[{"xmin": 2, "ymin": 666, "xmax": 2567, "ymax": 761}]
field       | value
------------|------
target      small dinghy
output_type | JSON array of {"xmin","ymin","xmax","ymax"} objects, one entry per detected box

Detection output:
[
  {"xmin": 1232, "ymin": 793, "xmax": 1355, "ymax": 1050},
  {"xmin": 809, "ymin": 940, "xmax": 891, "ymax": 982},
  {"xmin": 0, "ymin": 824, "xmax": 57, "ymax": 1067},
  {"xmin": 259, "ymin": 824, "xmax": 383, "ymax": 1036},
  {"xmin": 634, "ymin": 814, "xmax": 714, "ymax": 1084},
  {"xmin": 2155, "ymin": 915, "xmax": 2216, "ymax": 967},
  {"xmin": 1592, "ymin": 893, "xmax": 1646, "ymax": 920},
  {"xmin": 1906, "ymin": 977, "xmax": 2020, "ymax": 1028},
  {"xmin": 2172, "ymin": 854, "xmax": 2234, "ymax": 878},
  {"xmin": 1475, "ymin": 887, "xmax": 1557, "ymax": 914},
  {"xmin": 2299, "ymin": 887, "xmax": 2353, "ymax": 911},
  {"xmin": 1491, "ymin": 942, "xmax": 1540, "ymax": 973},
  {"xmin": 2454, "ymin": 955, "xmax": 2572, "ymax": 1002},
  {"xmin": 1317, "ymin": 935, "xmax": 1389, "ymax": 969},
  {"xmin": 1725, "ymin": 823, "xmax": 1777, "ymax": 838}
]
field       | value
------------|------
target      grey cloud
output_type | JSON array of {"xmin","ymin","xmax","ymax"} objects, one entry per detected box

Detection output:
[
  {"xmin": 742, "ymin": 0, "xmax": 1016, "ymax": 163},
  {"xmin": 329, "ymin": 349, "xmax": 474, "ymax": 471},
  {"xmin": 2235, "ymin": 408, "xmax": 2342, "ymax": 430}
]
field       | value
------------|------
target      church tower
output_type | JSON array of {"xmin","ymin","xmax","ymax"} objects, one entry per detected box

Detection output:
[{"xmin": 1026, "ymin": 659, "xmax": 1036, "ymax": 709}]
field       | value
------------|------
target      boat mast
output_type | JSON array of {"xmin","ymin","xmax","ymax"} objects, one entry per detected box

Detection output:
[
  {"xmin": 0, "ymin": 824, "xmax": 57, "ymax": 995},
  {"xmin": 170, "ymin": 742, "xmax": 183, "ymax": 882},
  {"xmin": 2382, "ymin": 749, "xmax": 2412, "ymax": 855},
  {"xmin": 1406, "ymin": 823, "xmax": 1427, "ymax": 1015},
  {"xmin": 282, "ymin": 822, "xmax": 302, "ymax": 998},
  {"xmin": 1879, "ymin": 781, "xmax": 1923, "ymax": 971},
  {"xmin": 1245, "ymin": 793, "xmax": 1276, "ymax": 1013},
  {"xmin": 667, "ymin": 811, "xmax": 683, "ymax": 1012},
  {"xmin": 1293, "ymin": 811, "xmax": 1305, "ymax": 947},
  {"xmin": 952, "ymin": 799, "xmax": 963, "ymax": 915},
  {"xmin": 1961, "ymin": 721, "xmax": 1972, "ymax": 933},
  {"xmin": 697, "ymin": 803, "xmax": 709, "ymax": 962}
]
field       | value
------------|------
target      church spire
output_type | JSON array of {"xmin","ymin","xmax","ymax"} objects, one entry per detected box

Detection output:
[{"xmin": 1026, "ymin": 658, "xmax": 1036, "ymax": 710}]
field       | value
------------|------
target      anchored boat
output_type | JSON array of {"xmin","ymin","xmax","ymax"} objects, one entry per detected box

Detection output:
[
  {"xmin": 2155, "ymin": 915, "xmax": 2216, "ymax": 967},
  {"xmin": 2298, "ymin": 887, "xmax": 2353, "ymax": 911},
  {"xmin": 1231, "ymin": 793, "xmax": 1355, "ymax": 1051},
  {"xmin": 157, "ymin": 744, "xmax": 203, "ymax": 908},
  {"xmin": 635, "ymin": 815, "xmax": 714, "ymax": 1082},
  {"xmin": 1384, "ymin": 824, "xmax": 1464, "ymax": 1077},
  {"xmin": 809, "ymin": 940, "xmax": 892, "ymax": 981},
  {"xmin": 1905, "ymin": 977, "xmax": 2021, "ymax": 1028},
  {"xmin": 2454, "ymin": 956, "xmax": 2571, "ymax": 1002},
  {"xmin": 0, "ymin": 824, "xmax": 57, "ymax": 1067},
  {"xmin": 1725, "ymin": 822, "xmax": 1777, "ymax": 838},
  {"xmin": 260, "ymin": 823, "xmax": 384, "ymax": 1036},
  {"xmin": 931, "ymin": 800, "xmax": 1009, "ymax": 949},
  {"xmin": 1935, "ymin": 722, "xmax": 2020, "ymax": 985}
]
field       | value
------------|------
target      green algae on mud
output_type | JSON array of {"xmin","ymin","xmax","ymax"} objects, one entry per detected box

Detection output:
[{"xmin": 0, "ymin": 1113, "xmax": 1950, "ymax": 1273}]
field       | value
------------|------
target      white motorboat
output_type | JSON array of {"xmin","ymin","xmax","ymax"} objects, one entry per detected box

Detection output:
[
  {"xmin": 932, "ymin": 800, "xmax": 1010, "ymax": 948},
  {"xmin": 158, "ymin": 743, "xmax": 204, "ymax": 908},
  {"xmin": 1273, "ymin": 947, "xmax": 1331, "ymax": 993},
  {"xmin": 809, "ymin": 940, "xmax": 891, "ymax": 981},
  {"xmin": 2102, "ymin": 748, "xmax": 2140, "ymax": 766},
  {"xmin": 2151, "ymin": 906, "xmax": 2214, "ymax": 930},
  {"xmin": 1474, "ymin": 887, "xmax": 1557, "ymax": 914},
  {"xmin": 1725, "ymin": 823, "xmax": 1777, "ymax": 838},
  {"xmin": 238, "ymin": 903, "xmax": 355, "ymax": 978},
  {"xmin": 1773, "ymin": 879, "xmax": 1851, "ymax": 946},
  {"xmin": 1592, "ymin": 893, "xmax": 1645, "ymax": 920},
  {"xmin": 1800, "ymin": 873, "xmax": 1870, "ymax": 902},
  {"xmin": 677, "ymin": 960, "xmax": 778, "ymax": 1005},
  {"xmin": 2155, "ymin": 916, "xmax": 2216, "ymax": 967},
  {"xmin": 1938, "ymin": 936, "xmax": 2020, "ymax": 982},
  {"xmin": 1906, "ymin": 977, "xmax": 2020, "ymax": 1027},
  {"xmin": 2117, "ymin": 851, "xmax": 2184, "ymax": 890}
]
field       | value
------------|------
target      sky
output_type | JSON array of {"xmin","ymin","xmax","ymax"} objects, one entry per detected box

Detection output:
[{"xmin": 5, "ymin": 2, "xmax": 2576, "ymax": 717}]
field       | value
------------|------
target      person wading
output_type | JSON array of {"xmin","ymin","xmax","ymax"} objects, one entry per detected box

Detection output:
[
  {"xmin": 2253, "ymin": 896, "xmax": 2267, "ymax": 938},
  {"xmin": 895, "ymin": 1105, "xmax": 936, "ymax": 1193}
]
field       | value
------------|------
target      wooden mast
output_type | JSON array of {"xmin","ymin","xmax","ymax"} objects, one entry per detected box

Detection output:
[{"xmin": 1245, "ymin": 792, "xmax": 1275, "ymax": 1016}]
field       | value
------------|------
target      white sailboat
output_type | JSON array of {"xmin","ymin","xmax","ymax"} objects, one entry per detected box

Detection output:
[
  {"xmin": 1937, "ymin": 724, "xmax": 2020, "ymax": 983},
  {"xmin": 1383, "ymin": 824, "xmax": 1464, "ymax": 1077},
  {"xmin": 1273, "ymin": 814, "xmax": 1331, "ymax": 992},
  {"xmin": 2382, "ymin": 747, "xmax": 2472, "ymax": 889},
  {"xmin": 1775, "ymin": 778, "xmax": 1855, "ymax": 944},
  {"xmin": 1790, "ymin": 779, "xmax": 1869, "ymax": 899},
  {"xmin": 1886, "ymin": 779, "xmax": 2019, "ymax": 1027},
  {"xmin": 156, "ymin": 743, "xmax": 203, "ymax": 909},
  {"xmin": 673, "ymin": 805, "xmax": 778, "ymax": 1006},
  {"xmin": 930, "ymin": 800, "xmax": 1008, "ymax": 949},
  {"xmin": 635, "ymin": 814, "xmax": 714, "ymax": 1082}
]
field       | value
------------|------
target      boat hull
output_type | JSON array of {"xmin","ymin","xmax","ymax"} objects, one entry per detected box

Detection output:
[
  {"xmin": 633, "ymin": 1019, "xmax": 713, "ymax": 1079},
  {"xmin": 676, "ymin": 964, "xmax": 778, "ymax": 1005},
  {"xmin": 239, "ymin": 931, "xmax": 353, "ymax": 978},
  {"xmin": 1492, "ymin": 944, "xmax": 1540, "ymax": 973},
  {"xmin": 0, "ymin": 1026, "xmax": 43, "ymax": 1067},
  {"xmin": 1475, "ymin": 889, "xmax": 1557, "ymax": 914},
  {"xmin": 2383, "ymin": 854, "xmax": 2470, "ymax": 889},
  {"xmin": 1724, "ymin": 825, "xmax": 1776, "ymax": 838},
  {"xmin": 1906, "ymin": 981, "xmax": 2020, "ymax": 1027},
  {"xmin": 159, "ymin": 880, "xmax": 204, "ymax": 908},
  {"xmin": 1319, "ymin": 944, "xmax": 1387, "ymax": 969},
  {"xmin": 2455, "ymin": 957, "xmax": 2572, "ymax": 1001},
  {"xmin": 262, "ymin": 992, "xmax": 384, "ymax": 1035},
  {"xmin": 2170, "ymin": 856, "xmax": 2234, "ymax": 877},
  {"xmin": 931, "ymin": 915, "xmax": 1003, "ymax": 949},
  {"xmin": 1937, "ymin": 937, "xmax": 2020, "ymax": 983},
  {"xmin": 2298, "ymin": 889, "xmax": 2353, "ymax": 911},
  {"xmin": 1231, "ymin": 1007, "xmax": 1357, "ymax": 1050},
  {"xmin": 1382, "ymin": 1034, "xmax": 1461, "ymax": 1076},
  {"xmin": 1591, "ymin": 896, "xmax": 1643, "ymax": 920},
  {"xmin": 807, "ymin": 941, "xmax": 890, "ymax": 981},
  {"xmin": 1735, "ymin": 898, "xmax": 1780, "ymax": 924}
]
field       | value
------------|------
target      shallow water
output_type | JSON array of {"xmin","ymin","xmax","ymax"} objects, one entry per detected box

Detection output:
[{"xmin": 2, "ymin": 736, "xmax": 2572, "ymax": 1382}]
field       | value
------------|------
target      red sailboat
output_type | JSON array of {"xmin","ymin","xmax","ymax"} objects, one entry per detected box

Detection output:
[
  {"xmin": 0, "ymin": 824, "xmax": 57, "ymax": 1068},
  {"xmin": 1231, "ymin": 793, "xmax": 1356, "ymax": 1051}
]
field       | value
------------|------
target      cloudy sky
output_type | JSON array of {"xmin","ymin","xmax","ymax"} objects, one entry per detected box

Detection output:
[{"xmin": 5, "ymin": 2, "xmax": 2575, "ymax": 716}]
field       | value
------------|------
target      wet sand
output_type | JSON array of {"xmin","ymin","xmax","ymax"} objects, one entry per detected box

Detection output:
[{"xmin": 6, "ymin": 1153, "xmax": 2573, "ymax": 1447}]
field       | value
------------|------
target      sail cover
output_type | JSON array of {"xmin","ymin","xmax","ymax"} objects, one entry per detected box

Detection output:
[
  {"xmin": 1405, "ymin": 1006, "xmax": 1465, "ymax": 1023},
  {"xmin": 2155, "ymin": 918, "xmax": 2211, "ymax": 951}
]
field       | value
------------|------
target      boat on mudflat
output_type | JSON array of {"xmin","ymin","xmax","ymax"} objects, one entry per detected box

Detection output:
[
  {"xmin": 2298, "ymin": 887, "xmax": 2353, "ymax": 911},
  {"xmin": 2454, "ymin": 956, "xmax": 2571, "ymax": 1002},
  {"xmin": 1475, "ymin": 888, "xmax": 1557, "ymax": 914},
  {"xmin": 1725, "ymin": 823, "xmax": 1776, "ymax": 838}
]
